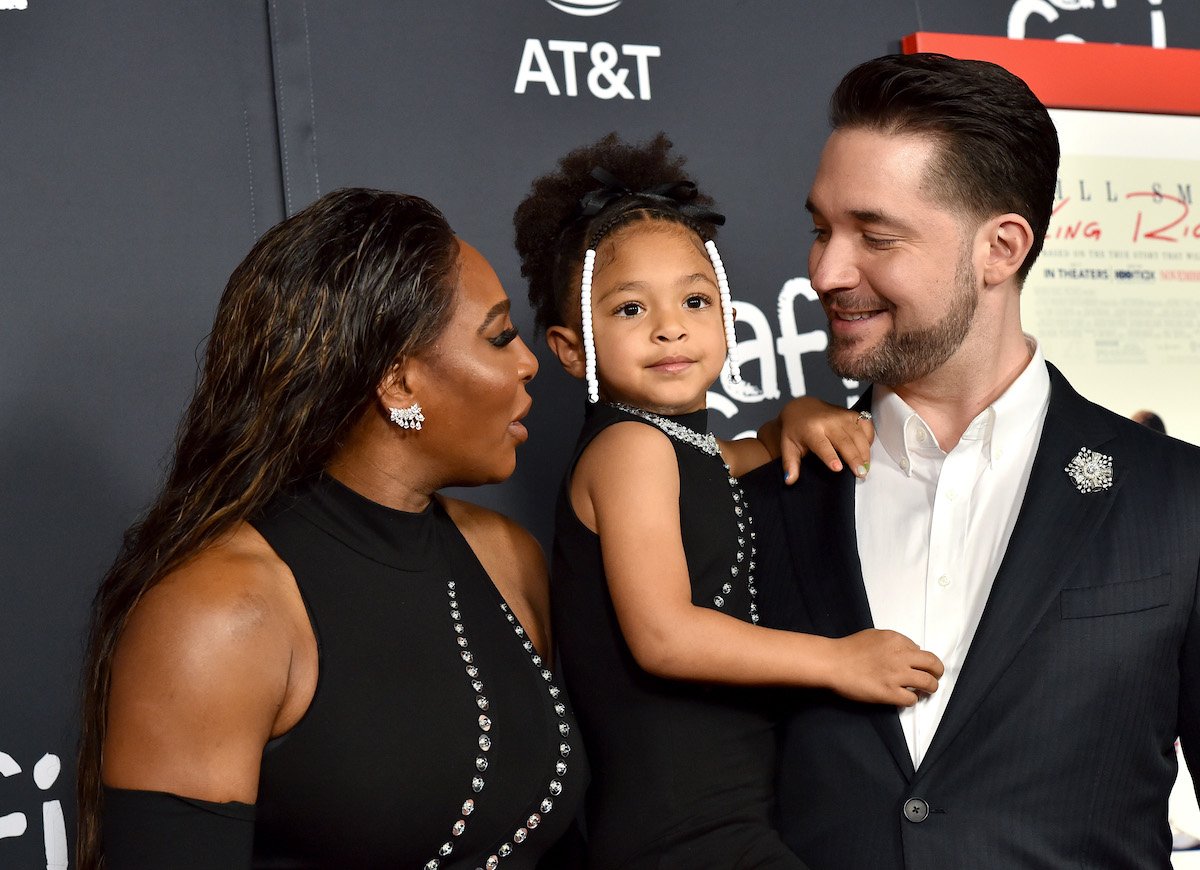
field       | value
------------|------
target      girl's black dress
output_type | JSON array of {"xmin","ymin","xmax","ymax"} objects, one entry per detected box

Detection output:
[
  {"xmin": 102, "ymin": 474, "xmax": 585, "ymax": 869},
  {"xmin": 551, "ymin": 403, "xmax": 802, "ymax": 869}
]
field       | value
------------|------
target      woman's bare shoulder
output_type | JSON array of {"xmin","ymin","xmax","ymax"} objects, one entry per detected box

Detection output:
[
  {"xmin": 104, "ymin": 523, "xmax": 306, "ymax": 802},
  {"xmin": 439, "ymin": 496, "xmax": 550, "ymax": 652},
  {"xmin": 440, "ymin": 497, "xmax": 543, "ymax": 568}
]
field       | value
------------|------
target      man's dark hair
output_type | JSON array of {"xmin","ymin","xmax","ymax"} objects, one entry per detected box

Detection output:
[{"xmin": 830, "ymin": 53, "xmax": 1059, "ymax": 283}]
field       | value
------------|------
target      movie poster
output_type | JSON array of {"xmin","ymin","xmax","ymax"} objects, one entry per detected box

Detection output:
[{"xmin": 1024, "ymin": 109, "xmax": 1200, "ymax": 445}]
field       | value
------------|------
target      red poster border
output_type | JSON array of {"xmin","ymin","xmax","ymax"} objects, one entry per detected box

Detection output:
[{"xmin": 902, "ymin": 32, "xmax": 1200, "ymax": 115}]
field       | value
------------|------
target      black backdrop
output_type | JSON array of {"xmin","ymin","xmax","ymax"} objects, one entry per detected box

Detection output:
[{"xmin": 3, "ymin": 2, "xmax": 1199, "ymax": 864}]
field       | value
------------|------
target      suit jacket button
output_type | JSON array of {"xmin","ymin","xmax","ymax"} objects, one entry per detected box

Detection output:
[{"xmin": 903, "ymin": 797, "xmax": 929, "ymax": 823}]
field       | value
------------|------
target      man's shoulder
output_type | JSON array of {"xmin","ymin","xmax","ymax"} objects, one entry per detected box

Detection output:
[
  {"xmin": 1047, "ymin": 366, "xmax": 1200, "ymax": 490},
  {"xmin": 741, "ymin": 454, "xmax": 845, "ymax": 504}
]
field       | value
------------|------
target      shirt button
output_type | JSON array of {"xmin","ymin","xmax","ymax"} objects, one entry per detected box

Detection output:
[
  {"xmin": 903, "ymin": 797, "xmax": 930, "ymax": 823},
  {"xmin": 899, "ymin": 458, "xmax": 911, "ymax": 472},
  {"xmin": 915, "ymin": 429, "xmax": 927, "ymax": 443},
  {"xmin": 937, "ymin": 575, "xmax": 951, "ymax": 588},
  {"xmin": 945, "ymin": 490, "xmax": 957, "ymax": 501},
  {"xmin": 993, "ymin": 447, "xmax": 1004, "ymax": 460}
]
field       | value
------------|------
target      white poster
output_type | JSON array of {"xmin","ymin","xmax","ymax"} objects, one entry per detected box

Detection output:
[{"xmin": 1024, "ymin": 109, "xmax": 1200, "ymax": 445}]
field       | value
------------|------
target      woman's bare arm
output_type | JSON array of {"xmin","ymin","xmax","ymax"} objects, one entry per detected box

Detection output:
[{"xmin": 102, "ymin": 524, "xmax": 314, "ymax": 803}]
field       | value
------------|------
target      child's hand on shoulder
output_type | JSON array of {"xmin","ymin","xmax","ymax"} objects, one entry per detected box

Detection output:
[
  {"xmin": 826, "ymin": 629, "xmax": 943, "ymax": 707},
  {"xmin": 758, "ymin": 397, "xmax": 874, "ymax": 484}
]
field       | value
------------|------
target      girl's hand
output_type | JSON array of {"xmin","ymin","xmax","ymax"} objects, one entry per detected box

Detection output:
[
  {"xmin": 826, "ymin": 629, "xmax": 943, "ymax": 707},
  {"xmin": 758, "ymin": 397, "xmax": 874, "ymax": 484}
]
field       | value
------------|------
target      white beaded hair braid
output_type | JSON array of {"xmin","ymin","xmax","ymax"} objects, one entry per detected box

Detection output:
[
  {"xmin": 577, "ymin": 237, "xmax": 760, "ymax": 404},
  {"xmin": 704, "ymin": 240, "xmax": 758, "ymax": 397},
  {"xmin": 580, "ymin": 248, "xmax": 599, "ymax": 403}
]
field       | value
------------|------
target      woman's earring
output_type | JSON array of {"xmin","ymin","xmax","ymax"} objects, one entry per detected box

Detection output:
[{"xmin": 389, "ymin": 403, "xmax": 425, "ymax": 430}]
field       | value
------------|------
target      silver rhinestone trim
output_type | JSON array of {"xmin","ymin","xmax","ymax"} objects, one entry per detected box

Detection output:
[
  {"xmin": 607, "ymin": 403, "xmax": 760, "ymax": 624},
  {"xmin": 609, "ymin": 402, "xmax": 721, "ymax": 455},
  {"xmin": 488, "ymin": 602, "xmax": 573, "ymax": 863},
  {"xmin": 425, "ymin": 578, "xmax": 497, "ymax": 869}
]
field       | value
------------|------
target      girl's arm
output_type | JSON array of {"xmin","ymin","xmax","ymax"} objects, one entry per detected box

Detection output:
[
  {"xmin": 717, "ymin": 396, "xmax": 874, "ymax": 481},
  {"xmin": 574, "ymin": 422, "xmax": 941, "ymax": 705}
]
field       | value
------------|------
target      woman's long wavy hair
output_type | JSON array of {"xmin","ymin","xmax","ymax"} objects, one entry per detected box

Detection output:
[{"xmin": 76, "ymin": 188, "xmax": 459, "ymax": 868}]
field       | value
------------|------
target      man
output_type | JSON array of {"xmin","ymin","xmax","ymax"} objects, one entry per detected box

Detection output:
[{"xmin": 748, "ymin": 53, "xmax": 1200, "ymax": 868}]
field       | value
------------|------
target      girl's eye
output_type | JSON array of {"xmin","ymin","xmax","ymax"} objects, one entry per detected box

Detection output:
[
  {"xmin": 615, "ymin": 302, "xmax": 644, "ymax": 318},
  {"xmin": 489, "ymin": 326, "xmax": 519, "ymax": 348},
  {"xmin": 684, "ymin": 294, "xmax": 711, "ymax": 310}
]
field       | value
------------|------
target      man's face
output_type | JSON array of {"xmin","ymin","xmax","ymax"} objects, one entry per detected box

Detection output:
[{"xmin": 806, "ymin": 127, "xmax": 981, "ymax": 388}]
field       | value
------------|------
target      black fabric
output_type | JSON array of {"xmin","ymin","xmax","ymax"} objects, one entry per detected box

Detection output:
[
  {"xmin": 745, "ymin": 366, "xmax": 1200, "ymax": 869},
  {"xmin": 246, "ymin": 475, "xmax": 584, "ymax": 869},
  {"xmin": 102, "ymin": 787, "xmax": 255, "ymax": 869},
  {"xmin": 552, "ymin": 403, "xmax": 803, "ymax": 869}
]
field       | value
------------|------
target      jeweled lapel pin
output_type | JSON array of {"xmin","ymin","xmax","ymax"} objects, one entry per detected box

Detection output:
[{"xmin": 1064, "ymin": 448, "xmax": 1114, "ymax": 493}]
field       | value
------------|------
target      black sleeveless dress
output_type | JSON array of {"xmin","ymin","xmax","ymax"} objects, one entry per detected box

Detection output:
[
  {"xmin": 249, "ymin": 475, "xmax": 585, "ymax": 869},
  {"xmin": 552, "ymin": 404, "xmax": 802, "ymax": 869}
]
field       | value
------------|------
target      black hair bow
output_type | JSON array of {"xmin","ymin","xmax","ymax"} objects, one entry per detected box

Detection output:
[{"xmin": 578, "ymin": 167, "xmax": 725, "ymax": 226}]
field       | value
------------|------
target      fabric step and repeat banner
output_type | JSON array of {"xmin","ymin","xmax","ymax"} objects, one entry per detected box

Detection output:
[{"xmin": 3, "ymin": 2, "xmax": 1199, "ymax": 865}]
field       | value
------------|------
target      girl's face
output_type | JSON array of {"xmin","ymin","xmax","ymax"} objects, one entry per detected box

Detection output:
[{"xmin": 587, "ymin": 221, "xmax": 727, "ymax": 415}]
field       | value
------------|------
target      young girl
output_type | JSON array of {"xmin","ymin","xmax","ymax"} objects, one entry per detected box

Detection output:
[{"xmin": 514, "ymin": 134, "xmax": 943, "ymax": 869}]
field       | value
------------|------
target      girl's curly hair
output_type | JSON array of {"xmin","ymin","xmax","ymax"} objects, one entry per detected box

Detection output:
[{"xmin": 514, "ymin": 132, "xmax": 720, "ymax": 334}]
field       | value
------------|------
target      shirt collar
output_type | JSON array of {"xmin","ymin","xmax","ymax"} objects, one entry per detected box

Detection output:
[{"xmin": 871, "ymin": 337, "xmax": 1051, "ymax": 477}]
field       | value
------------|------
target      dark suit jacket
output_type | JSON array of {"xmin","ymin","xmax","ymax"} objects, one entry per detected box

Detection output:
[{"xmin": 744, "ymin": 366, "xmax": 1200, "ymax": 869}]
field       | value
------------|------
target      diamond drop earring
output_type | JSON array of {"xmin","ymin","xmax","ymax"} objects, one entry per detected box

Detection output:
[{"xmin": 389, "ymin": 403, "xmax": 425, "ymax": 430}]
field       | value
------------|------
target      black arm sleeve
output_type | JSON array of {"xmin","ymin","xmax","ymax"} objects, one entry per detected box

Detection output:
[{"xmin": 102, "ymin": 786, "xmax": 255, "ymax": 869}]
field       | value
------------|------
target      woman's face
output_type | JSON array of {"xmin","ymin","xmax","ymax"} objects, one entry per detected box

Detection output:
[{"xmin": 409, "ymin": 239, "xmax": 538, "ymax": 486}]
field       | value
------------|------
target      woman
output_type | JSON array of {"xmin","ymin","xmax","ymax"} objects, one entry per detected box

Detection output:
[{"xmin": 78, "ymin": 188, "xmax": 584, "ymax": 869}]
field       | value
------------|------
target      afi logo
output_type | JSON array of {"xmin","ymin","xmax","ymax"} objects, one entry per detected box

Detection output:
[
  {"xmin": 0, "ymin": 752, "xmax": 68, "ymax": 869},
  {"xmin": 1008, "ymin": 0, "xmax": 1168, "ymax": 47},
  {"xmin": 545, "ymin": 0, "xmax": 621, "ymax": 16}
]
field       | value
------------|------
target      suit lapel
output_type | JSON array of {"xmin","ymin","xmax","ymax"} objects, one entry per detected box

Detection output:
[
  {"xmin": 916, "ymin": 368, "xmax": 1124, "ymax": 776},
  {"xmin": 782, "ymin": 391, "xmax": 916, "ymax": 780}
]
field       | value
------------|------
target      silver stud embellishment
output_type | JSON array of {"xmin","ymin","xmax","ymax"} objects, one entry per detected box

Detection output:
[{"xmin": 1065, "ymin": 447, "xmax": 1114, "ymax": 493}]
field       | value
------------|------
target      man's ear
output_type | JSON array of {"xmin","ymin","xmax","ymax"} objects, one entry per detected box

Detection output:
[
  {"xmin": 546, "ymin": 325, "xmax": 586, "ymax": 380},
  {"xmin": 981, "ymin": 213, "xmax": 1035, "ymax": 287}
]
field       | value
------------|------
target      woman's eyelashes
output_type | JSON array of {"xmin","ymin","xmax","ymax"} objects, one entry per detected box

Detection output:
[{"xmin": 489, "ymin": 325, "xmax": 520, "ymax": 347}]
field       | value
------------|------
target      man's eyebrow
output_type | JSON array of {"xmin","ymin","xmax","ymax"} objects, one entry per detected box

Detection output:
[
  {"xmin": 851, "ymin": 209, "xmax": 920, "ymax": 234},
  {"xmin": 477, "ymin": 299, "xmax": 510, "ymax": 334},
  {"xmin": 806, "ymin": 199, "xmax": 918, "ymax": 234}
]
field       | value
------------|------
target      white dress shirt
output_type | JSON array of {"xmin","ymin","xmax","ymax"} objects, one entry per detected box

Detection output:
[{"xmin": 855, "ymin": 339, "xmax": 1051, "ymax": 767}]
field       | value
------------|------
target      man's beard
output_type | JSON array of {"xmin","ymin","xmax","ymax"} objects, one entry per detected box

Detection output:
[{"xmin": 826, "ymin": 256, "xmax": 978, "ymax": 387}]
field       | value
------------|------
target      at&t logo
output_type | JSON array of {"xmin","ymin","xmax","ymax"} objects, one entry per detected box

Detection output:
[
  {"xmin": 544, "ymin": 0, "xmax": 622, "ymax": 16},
  {"xmin": 517, "ymin": 0, "xmax": 660, "ymax": 100},
  {"xmin": 515, "ymin": 39, "xmax": 661, "ymax": 100}
]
